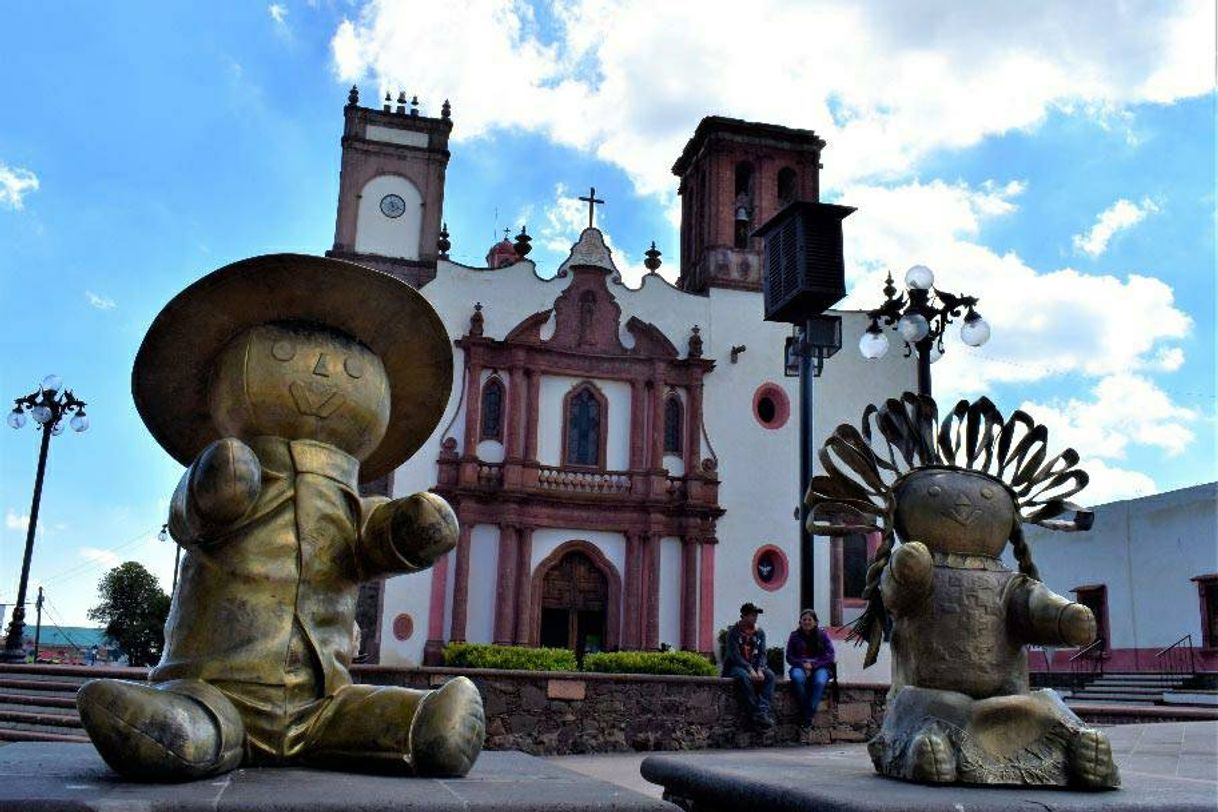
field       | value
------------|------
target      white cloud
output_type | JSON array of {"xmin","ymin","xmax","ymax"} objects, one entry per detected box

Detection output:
[
  {"xmin": 269, "ymin": 3, "xmax": 288, "ymax": 24},
  {"xmin": 5, "ymin": 511, "xmax": 28, "ymax": 531},
  {"xmin": 79, "ymin": 547, "xmax": 122, "ymax": 569},
  {"xmin": 85, "ymin": 291, "xmax": 116, "ymax": 310},
  {"xmin": 331, "ymin": 1, "xmax": 1213, "ymax": 198},
  {"xmin": 1073, "ymin": 457, "xmax": 1159, "ymax": 505},
  {"xmin": 1072, "ymin": 197, "xmax": 1159, "ymax": 258},
  {"xmin": 0, "ymin": 163, "xmax": 39, "ymax": 210},
  {"xmin": 536, "ymin": 183, "xmax": 652, "ymax": 285}
]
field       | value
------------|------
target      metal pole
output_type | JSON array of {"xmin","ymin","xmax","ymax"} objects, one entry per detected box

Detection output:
[
  {"xmin": 799, "ymin": 319, "xmax": 816, "ymax": 614},
  {"xmin": 32, "ymin": 587, "xmax": 43, "ymax": 662},
  {"xmin": 916, "ymin": 337, "xmax": 932, "ymax": 398},
  {"xmin": 1, "ymin": 424, "xmax": 53, "ymax": 662},
  {"xmin": 172, "ymin": 545, "xmax": 182, "ymax": 596}
]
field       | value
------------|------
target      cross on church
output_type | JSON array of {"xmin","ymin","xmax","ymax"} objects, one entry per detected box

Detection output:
[{"xmin": 578, "ymin": 187, "xmax": 604, "ymax": 229}]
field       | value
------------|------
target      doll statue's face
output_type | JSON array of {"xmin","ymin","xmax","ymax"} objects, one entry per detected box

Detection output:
[
  {"xmin": 208, "ymin": 322, "xmax": 390, "ymax": 460},
  {"xmin": 893, "ymin": 468, "xmax": 1017, "ymax": 558}
]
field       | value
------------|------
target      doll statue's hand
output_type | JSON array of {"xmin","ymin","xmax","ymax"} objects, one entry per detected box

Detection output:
[
  {"xmin": 388, "ymin": 492, "xmax": 458, "ymax": 569},
  {"xmin": 170, "ymin": 438, "xmax": 261, "ymax": 542}
]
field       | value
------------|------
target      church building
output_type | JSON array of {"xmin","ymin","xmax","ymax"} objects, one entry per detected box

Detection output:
[{"xmin": 326, "ymin": 88, "xmax": 915, "ymax": 665}]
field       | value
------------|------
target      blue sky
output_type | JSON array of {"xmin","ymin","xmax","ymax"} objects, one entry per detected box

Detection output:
[{"xmin": 1, "ymin": 2, "xmax": 1213, "ymax": 626}]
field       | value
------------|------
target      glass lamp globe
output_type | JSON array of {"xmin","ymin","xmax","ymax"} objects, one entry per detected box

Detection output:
[
  {"xmin": 31, "ymin": 405, "xmax": 53, "ymax": 424},
  {"xmin": 897, "ymin": 313, "xmax": 930, "ymax": 343},
  {"xmin": 41, "ymin": 374, "xmax": 62, "ymax": 394},
  {"xmin": 928, "ymin": 343, "xmax": 944, "ymax": 364},
  {"xmin": 961, "ymin": 313, "xmax": 991, "ymax": 347},
  {"xmin": 904, "ymin": 265, "xmax": 935, "ymax": 290},
  {"xmin": 158, "ymin": 526, "xmax": 169, "ymax": 543},
  {"xmin": 51, "ymin": 421, "xmax": 65, "ymax": 435},
  {"xmin": 7, "ymin": 410, "xmax": 26, "ymax": 429},
  {"xmin": 859, "ymin": 328, "xmax": 890, "ymax": 360},
  {"xmin": 70, "ymin": 413, "xmax": 89, "ymax": 432}
]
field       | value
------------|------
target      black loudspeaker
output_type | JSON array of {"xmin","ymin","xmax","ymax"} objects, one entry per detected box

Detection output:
[{"xmin": 754, "ymin": 201, "xmax": 855, "ymax": 324}]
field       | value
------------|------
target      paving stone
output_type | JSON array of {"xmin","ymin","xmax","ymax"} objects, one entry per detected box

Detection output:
[{"xmin": 0, "ymin": 743, "xmax": 675, "ymax": 811}]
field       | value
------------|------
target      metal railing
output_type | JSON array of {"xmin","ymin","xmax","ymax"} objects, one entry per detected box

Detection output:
[
  {"xmin": 1068, "ymin": 637, "xmax": 1105, "ymax": 693},
  {"xmin": 1154, "ymin": 634, "xmax": 1196, "ymax": 688}
]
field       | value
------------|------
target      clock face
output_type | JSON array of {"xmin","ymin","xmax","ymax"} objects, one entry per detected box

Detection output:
[{"xmin": 380, "ymin": 193, "xmax": 406, "ymax": 218}]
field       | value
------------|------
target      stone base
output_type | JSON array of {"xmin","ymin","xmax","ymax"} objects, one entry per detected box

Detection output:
[
  {"xmin": 641, "ymin": 750, "xmax": 1215, "ymax": 811},
  {"xmin": 0, "ymin": 743, "xmax": 672, "ymax": 811}
]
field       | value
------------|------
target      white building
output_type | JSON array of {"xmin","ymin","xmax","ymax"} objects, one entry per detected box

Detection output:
[{"xmin": 325, "ymin": 89, "xmax": 915, "ymax": 665}]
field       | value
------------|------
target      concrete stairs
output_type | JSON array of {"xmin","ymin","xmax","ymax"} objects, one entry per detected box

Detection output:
[
  {"xmin": 1067, "ymin": 672, "xmax": 1192, "ymax": 706},
  {"xmin": 0, "ymin": 663, "xmax": 144, "ymax": 744}
]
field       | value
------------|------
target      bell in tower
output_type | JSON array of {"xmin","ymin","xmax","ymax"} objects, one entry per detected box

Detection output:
[{"xmin": 671, "ymin": 117, "xmax": 826, "ymax": 294}]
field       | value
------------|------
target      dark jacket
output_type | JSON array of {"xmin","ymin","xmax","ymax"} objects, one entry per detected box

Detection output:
[
  {"xmin": 723, "ymin": 621, "xmax": 769, "ymax": 675},
  {"xmin": 785, "ymin": 627, "xmax": 835, "ymax": 671}
]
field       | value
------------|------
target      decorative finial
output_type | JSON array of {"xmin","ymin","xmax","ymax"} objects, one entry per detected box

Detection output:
[
  {"xmin": 438, "ymin": 222, "xmax": 451, "ymax": 259},
  {"xmin": 883, "ymin": 270, "xmax": 897, "ymax": 301},
  {"xmin": 347, "ymin": 85, "xmax": 359, "ymax": 107},
  {"xmin": 470, "ymin": 302, "xmax": 485, "ymax": 337},
  {"xmin": 396, "ymin": 91, "xmax": 407, "ymax": 115},
  {"xmin": 410, "ymin": 95, "xmax": 419, "ymax": 116},
  {"xmin": 688, "ymin": 325, "xmax": 703, "ymax": 359},
  {"xmin": 643, "ymin": 241, "xmax": 662, "ymax": 272},
  {"xmin": 513, "ymin": 225, "xmax": 532, "ymax": 258},
  {"xmin": 383, "ymin": 92, "xmax": 392, "ymax": 112},
  {"xmin": 441, "ymin": 99, "xmax": 451, "ymax": 119}
]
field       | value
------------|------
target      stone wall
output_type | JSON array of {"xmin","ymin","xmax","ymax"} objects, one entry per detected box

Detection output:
[{"xmin": 352, "ymin": 665, "xmax": 887, "ymax": 755}]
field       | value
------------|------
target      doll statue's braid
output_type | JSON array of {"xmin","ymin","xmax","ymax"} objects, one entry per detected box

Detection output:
[
  {"xmin": 1009, "ymin": 522, "xmax": 1040, "ymax": 582},
  {"xmin": 848, "ymin": 526, "xmax": 896, "ymax": 668}
]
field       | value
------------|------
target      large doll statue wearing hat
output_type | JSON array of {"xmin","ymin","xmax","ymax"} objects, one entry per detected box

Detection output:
[
  {"xmin": 806, "ymin": 394, "xmax": 1119, "ymax": 789},
  {"xmin": 76, "ymin": 255, "xmax": 484, "ymax": 780}
]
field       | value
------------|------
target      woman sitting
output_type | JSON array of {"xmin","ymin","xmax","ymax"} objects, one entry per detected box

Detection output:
[{"xmin": 785, "ymin": 609, "xmax": 835, "ymax": 733}]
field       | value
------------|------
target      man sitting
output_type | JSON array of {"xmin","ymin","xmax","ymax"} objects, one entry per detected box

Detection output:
[{"xmin": 722, "ymin": 602, "xmax": 776, "ymax": 729}]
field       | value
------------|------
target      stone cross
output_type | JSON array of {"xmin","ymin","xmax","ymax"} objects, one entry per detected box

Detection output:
[{"xmin": 578, "ymin": 187, "xmax": 604, "ymax": 229}]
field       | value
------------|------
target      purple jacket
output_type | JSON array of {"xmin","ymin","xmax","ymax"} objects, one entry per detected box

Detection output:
[{"xmin": 785, "ymin": 628, "xmax": 835, "ymax": 671}]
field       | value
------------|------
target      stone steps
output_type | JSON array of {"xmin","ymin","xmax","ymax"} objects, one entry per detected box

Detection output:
[{"xmin": 0, "ymin": 728, "xmax": 89, "ymax": 744}]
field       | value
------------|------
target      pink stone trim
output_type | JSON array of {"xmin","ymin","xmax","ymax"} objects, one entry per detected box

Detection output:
[
  {"xmin": 751, "ymin": 544, "xmax": 788, "ymax": 592},
  {"xmin": 426, "ymin": 552, "xmax": 450, "ymax": 642},
  {"xmin": 699, "ymin": 542, "xmax": 716, "ymax": 652}
]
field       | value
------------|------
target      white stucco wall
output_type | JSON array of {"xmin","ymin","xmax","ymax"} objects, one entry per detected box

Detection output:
[
  {"xmin": 658, "ymin": 536, "xmax": 684, "ymax": 648},
  {"xmin": 354, "ymin": 174, "xmax": 423, "ymax": 260},
  {"xmin": 378, "ymin": 568, "xmax": 431, "ymax": 666},
  {"xmin": 536, "ymin": 375, "xmax": 631, "ymax": 470},
  {"xmin": 1015, "ymin": 483, "xmax": 1218, "ymax": 650}
]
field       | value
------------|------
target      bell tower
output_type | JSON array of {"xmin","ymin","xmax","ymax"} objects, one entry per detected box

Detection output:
[
  {"xmin": 328, "ymin": 87, "xmax": 453, "ymax": 288},
  {"xmin": 671, "ymin": 117, "xmax": 826, "ymax": 294}
]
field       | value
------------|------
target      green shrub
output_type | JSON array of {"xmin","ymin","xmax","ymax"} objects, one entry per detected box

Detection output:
[
  {"xmin": 442, "ymin": 642, "xmax": 578, "ymax": 672},
  {"xmin": 583, "ymin": 650, "xmax": 718, "ymax": 677}
]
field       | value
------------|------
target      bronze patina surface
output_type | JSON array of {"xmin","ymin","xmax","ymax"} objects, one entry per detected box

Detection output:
[
  {"xmin": 806, "ymin": 394, "xmax": 1119, "ymax": 789},
  {"xmin": 77, "ymin": 255, "xmax": 484, "ymax": 782}
]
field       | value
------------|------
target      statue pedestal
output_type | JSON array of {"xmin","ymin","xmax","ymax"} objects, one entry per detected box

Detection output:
[
  {"xmin": 0, "ymin": 743, "xmax": 670, "ymax": 812},
  {"xmin": 641, "ymin": 749, "xmax": 1215, "ymax": 811}
]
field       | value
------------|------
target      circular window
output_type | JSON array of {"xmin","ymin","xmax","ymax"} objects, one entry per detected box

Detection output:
[
  {"xmin": 752, "ymin": 545, "xmax": 789, "ymax": 591},
  {"xmin": 380, "ymin": 193, "xmax": 406, "ymax": 218},
  {"xmin": 392, "ymin": 613, "xmax": 414, "ymax": 641},
  {"xmin": 752, "ymin": 383, "xmax": 790, "ymax": 430}
]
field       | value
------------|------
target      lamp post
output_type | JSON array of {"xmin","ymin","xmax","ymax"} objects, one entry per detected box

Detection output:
[
  {"xmin": 159, "ymin": 524, "xmax": 182, "ymax": 596},
  {"xmin": 2, "ymin": 376, "xmax": 89, "ymax": 663},
  {"xmin": 859, "ymin": 265, "xmax": 991, "ymax": 397}
]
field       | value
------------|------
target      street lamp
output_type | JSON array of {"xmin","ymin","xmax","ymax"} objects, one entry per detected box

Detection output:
[
  {"xmin": 159, "ymin": 523, "xmax": 182, "ymax": 596},
  {"xmin": 859, "ymin": 265, "xmax": 991, "ymax": 396},
  {"xmin": 2, "ymin": 376, "xmax": 88, "ymax": 663}
]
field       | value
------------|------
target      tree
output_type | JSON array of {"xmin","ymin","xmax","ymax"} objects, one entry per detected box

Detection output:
[{"xmin": 87, "ymin": 561, "xmax": 171, "ymax": 667}]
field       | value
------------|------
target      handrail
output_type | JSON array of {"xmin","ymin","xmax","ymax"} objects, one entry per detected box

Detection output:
[
  {"xmin": 1068, "ymin": 637, "xmax": 1104, "ymax": 662},
  {"xmin": 1153, "ymin": 633, "xmax": 1195, "ymax": 687},
  {"xmin": 1068, "ymin": 637, "xmax": 1105, "ymax": 693}
]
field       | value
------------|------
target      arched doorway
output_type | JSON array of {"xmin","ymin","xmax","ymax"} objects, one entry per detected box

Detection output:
[{"xmin": 539, "ymin": 550, "xmax": 608, "ymax": 655}]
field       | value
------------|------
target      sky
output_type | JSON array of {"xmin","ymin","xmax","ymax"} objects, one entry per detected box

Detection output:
[{"xmin": 0, "ymin": 1, "xmax": 1214, "ymax": 628}]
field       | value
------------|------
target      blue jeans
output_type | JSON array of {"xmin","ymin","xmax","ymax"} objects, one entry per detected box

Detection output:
[
  {"xmin": 726, "ymin": 666, "xmax": 775, "ymax": 718},
  {"xmin": 788, "ymin": 666, "xmax": 830, "ymax": 723}
]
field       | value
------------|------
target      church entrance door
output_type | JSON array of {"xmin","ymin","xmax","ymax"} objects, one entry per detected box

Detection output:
[{"xmin": 538, "ymin": 550, "xmax": 608, "ymax": 655}]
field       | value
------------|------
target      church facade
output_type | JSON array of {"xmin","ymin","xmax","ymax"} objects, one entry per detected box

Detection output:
[{"xmin": 327, "ymin": 89, "xmax": 915, "ymax": 665}]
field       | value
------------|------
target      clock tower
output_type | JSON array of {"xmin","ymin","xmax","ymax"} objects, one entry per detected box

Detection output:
[{"xmin": 328, "ymin": 87, "xmax": 453, "ymax": 288}]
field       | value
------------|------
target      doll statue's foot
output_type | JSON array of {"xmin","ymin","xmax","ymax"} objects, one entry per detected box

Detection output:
[
  {"xmin": 1069, "ymin": 727, "xmax": 1121, "ymax": 789},
  {"xmin": 77, "ymin": 678, "xmax": 244, "ymax": 781},
  {"xmin": 907, "ymin": 725, "xmax": 957, "ymax": 784},
  {"xmin": 409, "ymin": 676, "xmax": 485, "ymax": 777}
]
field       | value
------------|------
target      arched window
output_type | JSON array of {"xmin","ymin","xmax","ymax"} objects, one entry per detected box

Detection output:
[
  {"xmin": 734, "ymin": 162, "xmax": 754, "ymax": 249},
  {"xmin": 479, "ymin": 376, "xmax": 505, "ymax": 442},
  {"xmin": 564, "ymin": 384, "xmax": 605, "ymax": 468},
  {"xmin": 777, "ymin": 167, "xmax": 798, "ymax": 208},
  {"xmin": 663, "ymin": 393, "xmax": 683, "ymax": 454}
]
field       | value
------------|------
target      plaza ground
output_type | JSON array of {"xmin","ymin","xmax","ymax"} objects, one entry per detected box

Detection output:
[{"xmin": 548, "ymin": 721, "xmax": 1218, "ymax": 800}]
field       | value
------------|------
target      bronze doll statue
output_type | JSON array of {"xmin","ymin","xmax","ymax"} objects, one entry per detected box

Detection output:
[
  {"xmin": 77, "ymin": 254, "xmax": 485, "ymax": 781},
  {"xmin": 806, "ymin": 394, "xmax": 1119, "ymax": 789}
]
